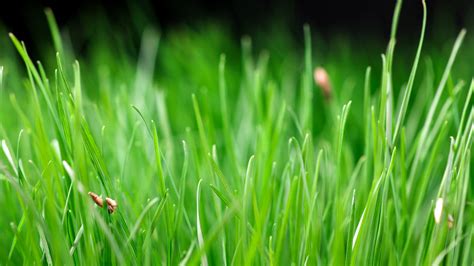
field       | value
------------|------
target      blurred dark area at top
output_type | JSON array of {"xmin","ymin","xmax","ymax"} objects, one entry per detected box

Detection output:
[{"xmin": 1, "ymin": 0, "xmax": 474, "ymax": 54}]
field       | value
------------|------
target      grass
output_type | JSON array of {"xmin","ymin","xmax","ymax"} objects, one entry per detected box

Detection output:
[{"xmin": 0, "ymin": 0, "xmax": 473, "ymax": 264}]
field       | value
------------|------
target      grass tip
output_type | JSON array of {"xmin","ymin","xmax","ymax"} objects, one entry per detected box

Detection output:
[
  {"xmin": 0, "ymin": 67, "xmax": 3, "ymax": 90},
  {"xmin": 303, "ymin": 23, "xmax": 310, "ymax": 31},
  {"xmin": 434, "ymin": 197, "xmax": 444, "ymax": 224},
  {"xmin": 62, "ymin": 160, "xmax": 76, "ymax": 179}
]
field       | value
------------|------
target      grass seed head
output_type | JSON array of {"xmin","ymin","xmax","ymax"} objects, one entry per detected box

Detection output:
[
  {"xmin": 88, "ymin": 192, "xmax": 104, "ymax": 208},
  {"xmin": 447, "ymin": 214, "xmax": 454, "ymax": 229},
  {"xmin": 314, "ymin": 67, "xmax": 332, "ymax": 101},
  {"xmin": 106, "ymin": 197, "xmax": 118, "ymax": 213},
  {"xmin": 88, "ymin": 192, "xmax": 118, "ymax": 213}
]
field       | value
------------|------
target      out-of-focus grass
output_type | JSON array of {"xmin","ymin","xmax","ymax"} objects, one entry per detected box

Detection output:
[{"xmin": 0, "ymin": 0, "xmax": 473, "ymax": 264}]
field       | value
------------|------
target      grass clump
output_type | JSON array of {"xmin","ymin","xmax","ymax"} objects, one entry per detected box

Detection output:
[{"xmin": 0, "ymin": 0, "xmax": 473, "ymax": 264}]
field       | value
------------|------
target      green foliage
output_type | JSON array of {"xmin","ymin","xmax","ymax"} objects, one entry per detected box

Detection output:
[{"xmin": 0, "ymin": 1, "xmax": 473, "ymax": 264}]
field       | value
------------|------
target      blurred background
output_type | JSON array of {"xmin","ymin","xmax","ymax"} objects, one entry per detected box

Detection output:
[
  {"xmin": 2, "ymin": 0, "xmax": 474, "ymax": 88},
  {"xmin": 1, "ymin": 0, "xmax": 474, "ymax": 56},
  {"xmin": 1, "ymin": 0, "xmax": 474, "ymax": 35}
]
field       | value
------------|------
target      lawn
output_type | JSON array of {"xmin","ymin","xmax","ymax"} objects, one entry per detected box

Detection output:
[{"xmin": 0, "ymin": 0, "xmax": 473, "ymax": 264}]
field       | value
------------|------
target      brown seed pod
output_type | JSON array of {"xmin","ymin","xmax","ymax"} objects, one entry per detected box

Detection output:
[
  {"xmin": 88, "ymin": 192, "xmax": 104, "ymax": 207},
  {"xmin": 314, "ymin": 67, "xmax": 332, "ymax": 101},
  {"xmin": 88, "ymin": 191, "xmax": 118, "ymax": 213},
  {"xmin": 106, "ymin": 197, "xmax": 118, "ymax": 214}
]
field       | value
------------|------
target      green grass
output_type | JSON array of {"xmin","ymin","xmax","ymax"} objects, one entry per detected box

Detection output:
[{"xmin": 0, "ymin": 0, "xmax": 473, "ymax": 264}]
